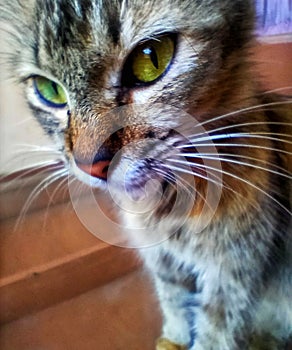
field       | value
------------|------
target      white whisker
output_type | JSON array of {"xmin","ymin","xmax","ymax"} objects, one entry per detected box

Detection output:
[
  {"xmin": 166, "ymin": 159, "xmax": 292, "ymax": 216},
  {"xmin": 162, "ymin": 162, "xmax": 256, "ymax": 211},
  {"xmin": 163, "ymin": 163, "xmax": 223, "ymax": 189},
  {"xmin": 261, "ymin": 86, "xmax": 292, "ymax": 95},
  {"xmin": 173, "ymin": 153, "xmax": 291, "ymax": 180},
  {"xmin": 14, "ymin": 168, "xmax": 69, "ymax": 231},
  {"xmin": 7, "ymin": 144, "xmax": 62, "ymax": 153},
  {"xmin": 0, "ymin": 160, "xmax": 64, "ymax": 185},
  {"xmin": 179, "ymin": 132, "xmax": 292, "ymax": 147},
  {"xmin": 164, "ymin": 161, "xmax": 281, "ymax": 224},
  {"xmin": 42, "ymin": 174, "xmax": 70, "ymax": 230},
  {"xmin": 47, "ymin": 173, "xmax": 70, "ymax": 206},
  {"xmin": 178, "ymin": 141, "xmax": 291, "ymax": 155},
  {"xmin": 197, "ymin": 101, "xmax": 292, "ymax": 129},
  {"xmin": 185, "ymin": 121, "xmax": 292, "ymax": 141},
  {"xmin": 153, "ymin": 166, "xmax": 214, "ymax": 214}
]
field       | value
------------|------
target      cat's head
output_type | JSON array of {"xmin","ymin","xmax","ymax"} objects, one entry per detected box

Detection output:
[{"xmin": 2, "ymin": 0, "xmax": 259, "ymax": 225}]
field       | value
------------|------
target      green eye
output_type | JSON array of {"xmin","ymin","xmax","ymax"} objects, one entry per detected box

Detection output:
[
  {"xmin": 33, "ymin": 76, "xmax": 67, "ymax": 108},
  {"xmin": 126, "ymin": 35, "xmax": 175, "ymax": 85}
]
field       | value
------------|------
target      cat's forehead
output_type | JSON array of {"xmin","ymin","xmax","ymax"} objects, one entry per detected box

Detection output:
[
  {"xmin": 33, "ymin": 0, "xmax": 226, "ymax": 72},
  {"xmin": 35, "ymin": 0, "xmax": 198, "ymax": 50},
  {"xmin": 32, "ymin": 1, "xmax": 188, "ymax": 76},
  {"xmin": 31, "ymin": 0, "xmax": 253, "ymax": 55}
]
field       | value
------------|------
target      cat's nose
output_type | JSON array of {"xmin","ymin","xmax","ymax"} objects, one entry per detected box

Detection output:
[{"xmin": 76, "ymin": 159, "xmax": 110, "ymax": 180}]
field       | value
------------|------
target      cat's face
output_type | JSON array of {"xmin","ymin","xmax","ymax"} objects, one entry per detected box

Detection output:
[{"xmin": 2, "ymin": 0, "xmax": 259, "ymax": 224}]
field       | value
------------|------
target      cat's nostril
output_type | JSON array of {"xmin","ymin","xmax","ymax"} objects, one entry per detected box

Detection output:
[{"xmin": 76, "ymin": 159, "xmax": 110, "ymax": 180}]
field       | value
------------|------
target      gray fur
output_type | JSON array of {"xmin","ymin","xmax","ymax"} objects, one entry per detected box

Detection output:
[{"xmin": 1, "ymin": 1, "xmax": 291, "ymax": 349}]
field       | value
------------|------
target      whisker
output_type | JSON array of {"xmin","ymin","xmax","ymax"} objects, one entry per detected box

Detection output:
[
  {"xmin": 173, "ymin": 153, "xmax": 291, "ymax": 179},
  {"xmin": 178, "ymin": 141, "xmax": 292, "ymax": 155},
  {"xmin": 163, "ymin": 161, "xmax": 281, "ymax": 229},
  {"xmin": 68, "ymin": 174, "xmax": 78, "ymax": 189},
  {"xmin": 0, "ymin": 160, "xmax": 64, "ymax": 184},
  {"xmin": 14, "ymin": 168, "xmax": 69, "ymax": 231},
  {"xmin": 152, "ymin": 167, "xmax": 176, "ymax": 184},
  {"xmin": 260, "ymin": 86, "xmax": 292, "ymax": 95},
  {"xmin": 42, "ymin": 173, "xmax": 70, "ymax": 230},
  {"xmin": 244, "ymin": 131, "xmax": 292, "ymax": 139},
  {"xmin": 219, "ymin": 132, "xmax": 292, "ymax": 144},
  {"xmin": 11, "ymin": 116, "xmax": 35, "ymax": 126},
  {"xmin": 200, "ymin": 100, "xmax": 292, "ymax": 126},
  {"xmin": 162, "ymin": 162, "xmax": 258, "ymax": 213},
  {"xmin": 165, "ymin": 159, "xmax": 292, "ymax": 216},
  {"xmin": 46, "ymin": 173, "xmax": 70, "ymax": 206},
  {"xmin": 59, "ymin": 176, "xmax": 72, "ymax": 203},
  {"xmin": 163, "ymin": 162, "xmax": 223, "ymax": 190},
  {"xmin": 0, "ymin": 143, "xmax": 66, "ymax": 186},
  {"xmin": 153, "ymin": 166, "xmax": 214, "ymax": 214},
  {"xmin": 65, "ymin": 176, "xmax": 80, "ymax": 210},
  {"xmin": 185, "ymin": 121, "xmax": 292, "ymax": 141},
  {"xmin": 153, "ymin": 166, "xmax": 197, "ymax": 197},
  {"xmin": 180, "ymin": 132, "xmax": 292, "ymax": 147},
  {"xmin": 190, "ymin": 101, "xmax": 292, "ymax": 130},
  {"xmin": 12, "ymin": 144, "xmax": 63, "ymax": 152}
]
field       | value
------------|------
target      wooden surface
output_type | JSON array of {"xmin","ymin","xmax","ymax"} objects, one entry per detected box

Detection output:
[
  {"xmin": 1, "ymin": 270, "xmax": 291, "ymax": 349},
  {"xmin": 0, "ymin": 179, "xmax": 141, "ymax": 324},
  {"xmin": 254, "ymin": 41, "xmax": 292, "ymax": 92},
  {"xmin": 0, "ymin": 270, "xmax": 162, "ymax": 350}
]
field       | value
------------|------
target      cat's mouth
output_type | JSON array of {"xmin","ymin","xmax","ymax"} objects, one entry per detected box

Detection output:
[
  {"xmin": 69, "ymin": 118, "xmax": 206, "ymax": 211},
  {"xmin": 69, "ymin": 123, "xmax": 216, "ymax": 223},
  {"xmin": 72, "ymin": 136, "xmax": 204, "ymax": 204},
  {"xmin": 73, "ymin": 150, "xmax": 198, "ymax": 221},
  {"xmin": 70, "ymin": 126, "xmax": 177, "ymax": 196},
  {"xmin": 75, "ymin": 155, "xmax": 173, "ymax": 193}
]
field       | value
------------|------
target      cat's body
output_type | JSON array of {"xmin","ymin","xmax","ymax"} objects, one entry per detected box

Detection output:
[{"xmin": 1, "ymin": 0, "xmax": 291, "ymax": 349}]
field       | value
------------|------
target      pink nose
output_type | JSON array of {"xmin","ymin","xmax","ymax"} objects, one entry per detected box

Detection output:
[{"xmin": 77, "ymin": 160, "xmax": 110, "ymax": 180}]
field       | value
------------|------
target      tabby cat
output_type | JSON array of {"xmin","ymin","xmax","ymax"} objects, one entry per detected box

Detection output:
[{"xmin": 1, "ymin": 0, "xmax": 291, "ymax": 349}]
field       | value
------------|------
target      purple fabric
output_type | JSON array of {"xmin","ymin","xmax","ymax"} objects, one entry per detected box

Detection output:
[{"xmin": 256, "ymin": 0, "xmax": 292, "ymax": 35}]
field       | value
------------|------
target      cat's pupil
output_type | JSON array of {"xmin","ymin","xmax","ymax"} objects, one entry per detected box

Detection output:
[
  {"xmin": 143, "ymin": 46, "xmax": 159, "ymax": 69},
  {"xmin": 51, "ymin": 82, "xmax": 59, "ymax": 95}
]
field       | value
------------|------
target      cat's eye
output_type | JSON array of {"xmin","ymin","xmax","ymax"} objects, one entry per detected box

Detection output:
[
  {"xmin": 123, "ymin": 35, "xmax": 175, "ymax": 86},
  {"xmin": 33, "ymin": 76, "xmax": 67, "ymax": 108}
]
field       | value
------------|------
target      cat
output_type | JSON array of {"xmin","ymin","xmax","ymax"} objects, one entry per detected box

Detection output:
[{"xmin": 1, "ymin": 0, "xmax": 292, "ymax": 349}]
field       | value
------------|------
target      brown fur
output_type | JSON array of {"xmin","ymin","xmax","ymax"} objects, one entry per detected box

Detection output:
[{"xmin": 1, "ymin": 1, "xmax": 291, "ymax": 349}]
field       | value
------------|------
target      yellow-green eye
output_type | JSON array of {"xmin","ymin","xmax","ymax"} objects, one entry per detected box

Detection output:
[
  {"xmin": 33, "ymin": 76, "xmax": 67, "ymax": 108},
  {"xmin": 126, "ymin": 35, "xmax": 175, "ymax": 85}
]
